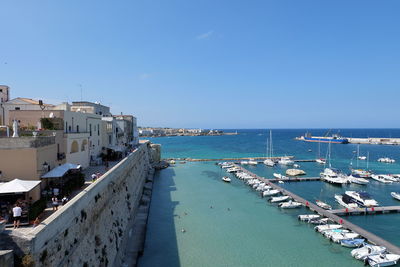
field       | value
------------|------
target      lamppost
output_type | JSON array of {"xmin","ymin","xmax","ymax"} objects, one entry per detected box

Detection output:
[{"xmin": 42, "ymin": 162, "xmax": 49, "ymax": 173}]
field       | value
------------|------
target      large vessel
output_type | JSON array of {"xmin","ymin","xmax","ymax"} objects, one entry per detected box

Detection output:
[
  {"xmin": 297, "ymin": 132, "xmax": 349, "ymax": 144},
  {"xmin": 344, "ymin": 191, "xmax": 379, "ymax": 207}
]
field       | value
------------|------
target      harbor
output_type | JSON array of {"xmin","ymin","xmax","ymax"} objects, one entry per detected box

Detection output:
[{"xmin": 232, "ymin": 164, "xmax": 400, "ymax": 255}]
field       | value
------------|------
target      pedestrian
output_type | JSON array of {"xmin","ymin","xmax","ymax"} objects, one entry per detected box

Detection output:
[
  {"xmin": 33, "ymin": 217, "xmax": 40, "ymax": 227},
  {"xmin": 96, "ymin": 172, "xmax": 101, "ymax": 179},
  {"xmin": 105, "ymin": 160, "xmax": 109, "ymax": 171},
  {"xmin": 91, "ymin": 173, "xmax": 97, "ymax": 182},
  {"xmin": 62, "ymin": 196, "xmax": 69, "ymax": 205},
  {"xmin": 53, "ymin": 187, "xmax": 59, "ymax": 197},
  {"xmin": 12, "ymin": 204, "xmax": 22, "ymax": 229},
  {"xmin": 52, "ymin": 196, "xmax": 59, "ymax": 211}
]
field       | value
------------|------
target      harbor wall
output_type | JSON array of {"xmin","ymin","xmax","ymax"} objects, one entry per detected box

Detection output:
[{"xmin": 12, "ymin": 142, "xmax": 159, "ymax": 266}]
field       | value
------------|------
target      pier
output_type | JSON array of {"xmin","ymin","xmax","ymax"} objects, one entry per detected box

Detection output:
[
  {"xmin": 330, "ymin": 206, "xmax": 400, "ymax": 216},
  {"xmin": 234, "ymin": 165, "xmax": 400, "ymax": 254},
  {"xmin": 268, "ymin": 177, "xmax": 320, "ymax": 182},
  {"xmin": 166, "ymin": 156, "xmax": 317, "ymax": 163}
]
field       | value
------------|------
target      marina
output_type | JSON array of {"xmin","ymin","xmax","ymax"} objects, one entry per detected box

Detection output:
[
  {"xmin": 232, "ymin": 164, "xmax": 400, "ymax": 255},
  {"xmin": 330, "ymin": 206, "xmax": 400, "ymax": 216}
]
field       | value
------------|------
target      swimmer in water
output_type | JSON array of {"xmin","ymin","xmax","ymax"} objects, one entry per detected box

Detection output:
[
  {"xmin": 210, "ymin": 205, "xmax": 213, "ymax": 209},
  {"xmin": 183, "ymin": 212, "xmax": 188, "ymax": 215},
  {"xmin": 227, "ymin": 208, "xmax": 231, "ymax": 211},
  {"xmin": 181, "ymin": 228, "xmax": 186, "ymax": 233}
]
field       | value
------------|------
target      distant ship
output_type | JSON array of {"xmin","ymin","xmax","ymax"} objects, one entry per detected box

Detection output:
[{"xmin": 296, "ymin": 132, "xmax": 349, "ymax": 144}]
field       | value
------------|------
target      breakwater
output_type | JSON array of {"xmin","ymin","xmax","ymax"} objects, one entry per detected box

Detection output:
[{"xmin": 0, "ymin": 142, "xmax": 160, "ymax": 266}]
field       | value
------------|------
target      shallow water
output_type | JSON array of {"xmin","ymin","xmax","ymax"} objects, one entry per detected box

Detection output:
[{"xmin": 140, "ymin": 129, "xmax": 400, "ymax": 266}]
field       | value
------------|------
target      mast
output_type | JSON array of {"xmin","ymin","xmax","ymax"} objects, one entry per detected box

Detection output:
[
  {"xmin": 367, "ymin": 151, "xmax": 370, "ymax": 170},
  {"xmin": 357, "ymin": 145, "xmax": 360, "ymax": 168}
]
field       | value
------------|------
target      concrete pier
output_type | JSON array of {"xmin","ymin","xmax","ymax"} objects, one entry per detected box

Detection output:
[
  {"xmin": 234, "ymin": 165, "xmax": 400, "ymax": 254},
  {"xmin": 330, "ymin": 206, "xmax": 400, "ymax": 216},
  {"xmin": 268, "ymin": 177, "xmax": 320, "ymax": 182}
]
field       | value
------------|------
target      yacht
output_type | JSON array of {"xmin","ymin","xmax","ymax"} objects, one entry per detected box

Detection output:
[
  {"xmin": 264, "ymin": 130, "xmax": 276, "ymax": 167},
  {"xmin": 358, "ymin": 156, "xmax": 367, "ymax": 160},
  {"xmin": 367, "ymin": 254, "xmax": 400, "ymax": 267},
  {"xmin": 263, "ymin": 159, "xmax": 275, "ymax": 167},
  {"xmin": 279, "ymin": 200, "xmax": 302, "ymax": 209},
  {"xmin": 316, "ymin": 158, "xmax": 326, "ymax": 164},
  {"xmin": 351, "ymin": 245, "xmax": 387, "ymax": 260},
  {"xmin": 371, "ymin": 174, "xmax": 393, "ymax": 184},
  {"xmin": 314, "ymin": 224, "xmax": 342, "ymax": 233},
  {"xmin": 316, "ymin": 200, "xmax": 332, "ymax": 210},
  {"xmin": 262, "ymin": 189, "xmax": 280, "ymax": 197},
  {"xmin": 391, "ymin": 192, "xmax": 400, "ymax": 201},
  {"xmin": 222, "ymin": 176, "xmax": 231, "ymax": 183},
  {"xmin": 334, "ymin": 194, "xmax": 359, "ymax": 209},
  {"xmin": 351, "ymin": 169, "xmax": 372, "ymax": 178},
  {"xmin": 347, "ymin": 175, "xmax": 369, "ymax": 185},
  {"xmin": 378, "ymin": 157, "xmax": 396, "ymax": 163},
  {"xmin": 270, "ymin": 195, "xmax": 290, "ymax": 203},
  {"xmin": 278, "ymin": 157, "xmax": 295, "ymax": 166},
  {"xmin": 273, "ymin": 173, "xmax": 287, "ymax": 179},
  {"xmin": 331, "ymin": 232, "xmax": 360, "ymax": 243},
  {"xmin": 248, "ymin": 159, "xmax": 258, "ymax": 165},
  {"xmin": 320, "ymin": 168, "xmax": 348, "ymax": 185},
  {"xmin": 344, "ymin": 191, "xmax": 379, "ymax": 207},
  {"xmin": 240, "ymin": 161, "xmax": 249, "ymax": 165},
  {"xmin": 298, "ymin": 214, "xmax": 320, "ymax": 222}
]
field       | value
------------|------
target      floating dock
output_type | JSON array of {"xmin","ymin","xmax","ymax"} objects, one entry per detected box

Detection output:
[
  {"xmin": 330, "ymin": 206, "xmax": 400, "ymax": 216},
  {"xmin": 268, "ymin": 177, "xmax": 320, "ymax": 182},
  {"xmin": 234, "ymin": 165, "xmax": 400, "ymax": 254}
]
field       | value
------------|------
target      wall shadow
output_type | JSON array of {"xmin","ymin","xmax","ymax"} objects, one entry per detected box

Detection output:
[{"xmin": 137, "ymin": 167, "xmax": 180, "ymax": 267}]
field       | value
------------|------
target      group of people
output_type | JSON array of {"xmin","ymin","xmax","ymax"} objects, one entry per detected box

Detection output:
[{"xmin": 51, "ymin": 195, "xmax": 69, "ymax": 211}]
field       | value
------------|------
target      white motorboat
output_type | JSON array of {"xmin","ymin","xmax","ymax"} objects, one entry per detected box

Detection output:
[
  {"xmin": 279, "ymin": 200, "xmax": 302, "ymax": 209},
  {"xmin": 278, "ymin": 157, "xmax": 295, "ymax": 166},
  {"xmin": 358, "ymin": 156, "xmax": 367, "ymax": 160},
  {"xmin": 378, "ymin": 157, "xmax": 396, "ymax": 163},
  {"xmin": 262, "ymin": 189, "xmax": 280, "ymax": 197},
  {"xmin": 226, "ymin": 167, "xmax": 240, "ymax": 173},
  {"xmin": 351, "ymin": 169, "xmax": 373, "ymax": 178},
  {"xmin": 263, "ymin": 159, "xmax": 275, "ymax": 167},
  {"xmin": 323, "ymin": 229, "xmax": 349, "ymax": 238},
  {"xmin": 351, "ymin": 245, "xmax": 387, "ymax": 260},
  {"xmin": 314, "ymin": 224, "xmax": 343, "ymax": 233},
  {"xmin": 248, "ymin": 159, "xmax": 258, "ymax": 165},
  {"xmin": 335, "ymin": 194, "xmax": 359, "ymax": 209},
  {"xmin": 273, "ymin": 173, "xmax": 287, "ymax": 179},
  {"xmin": 240, "ymin": 161, "xmax": 249, "ymax": 165},
  {"xmin": 298, "ymin": 214, "xmax": 320, "ymax": 222},
  {"xmin": 316, "ymin": 200, "xmax": 332, "ymax": 210},
  {"xmin": 391, "ymin": 192, "xmax": 400, "ymax": 201},
  {"xmin": 222, "ymin": 176, "xmax": 231, "ymax": 183},
  {"xmin": 348, "ymin": 175, "xmax": 369, "ymax": 185},
  {"xmin": 320, "ymin": 169, "xmax": 349, "ymax": 185},
  {"xmin": 330, "ymin": 232, "xmax": 360, "ymax": 243},
  {"xmin": 340, "ymin": 238, "xmax": 365, "ymax": 248},
  {"xmin": 263, "ymin": 185, "xmax": 272, "ymax": 190},
  {"xmin": 221, "ymin": 164, "xmax": 234, "ymax": 169},
  {"xmin": 309, "ymin": 218, "xmax": 330, "ymax": 225},
  {"xmin": 278, "ymin": 180, "xmax": 284, "ymax": 184},
  {"xmin": 371, "ymin": 175, "xmax": 393, "ymax": 184},
  {"xmin": 379, "ymin": 175, "xmax": 398, "ymax": 182},
  {"xmin": 270, "ymin": 195, "xmax": 290, "ymax": 203},
  {"xmin": 316, "ymin": 158, "xmax": 326, "ymax": 164},
  {"xmin": 344, "ymin": 191, "xmax": 379, "ymax": 207},
  {"xmin": 293, "ymin": 164, "xmax": 300, "ymax": 168},
  {"xmin": 367, "ymin": 253, "xmax": 400, "ymax": 267}
]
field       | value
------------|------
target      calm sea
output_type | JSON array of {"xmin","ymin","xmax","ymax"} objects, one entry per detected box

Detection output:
[{"xmin": 139, "ymin": 129, "xmax": 400, "ymax": 267}]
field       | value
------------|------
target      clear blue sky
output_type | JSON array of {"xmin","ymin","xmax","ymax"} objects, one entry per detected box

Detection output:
[{"xmin": 1, "ymin": 1, "xmax": 399, "ymax": 128}]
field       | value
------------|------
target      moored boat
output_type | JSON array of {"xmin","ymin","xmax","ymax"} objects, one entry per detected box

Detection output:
[
  {"xmin": 344, "ymin": 191, "xmax": 379, "ymax": 207},
  {"xmin": 340, "ymin": 238, "xmax": 365, "ymax": 248},
  {"xmin": 348, "ymin": 175, "xmax": 369, "ymax": 185},
  {"xmin": 278, "ymin": 157, "xmax": 295, "ymax": 166},
  {"xmin": 314, "ymin": 224, "xmax": 342, "ymax": 233},
  {"xmin": 298, "ymin": 214, "xmax": 320, "ymax": 221},
  {"xmin": 351, "ymin": 245, "xmax": 387, "ymax": 260},
  {"xmin": 316, "ymin": 200, "xmax": 332, "ymax": 210},
  {"xmin": 371, "ymin": 175, "xmax": 393, "ymax": 184},
  {"xmin": 270, "ymin": 195, "xmax": 290, "ymax": 203},
  {"xmin": 222, "ymin": 176, "xmax": 231, "ymax": 183},
  {"xmin": 391, "ymin": 192, "xmax": 400, "ymax": 201},
  {"xmin": 335, "ymin": 194, "xmax": 359, "ymax": 209},
  {"xmin": 279, "ymin": 200, "xmax": 302, "ymax": 209},
  {"xmin": 367, "ymin": 253, "xmax": 400, "ymax": 267},
  {"xmin": 262, "ymin": 189, "xmax": 280, "ymax": 197}
]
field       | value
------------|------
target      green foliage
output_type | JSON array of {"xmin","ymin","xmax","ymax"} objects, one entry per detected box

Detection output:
[{"xmin": 40, "ymin": 118, "xmax": 55, "ymax": 130}]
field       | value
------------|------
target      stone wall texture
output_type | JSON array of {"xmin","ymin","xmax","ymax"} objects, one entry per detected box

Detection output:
[{"xmin": 16, "ymin": 142, "xmax": 158, "ymax": 266}]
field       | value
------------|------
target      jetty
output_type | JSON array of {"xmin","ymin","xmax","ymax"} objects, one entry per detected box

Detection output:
[
  {"xmin": 234, "ymin": 164, "xmax": 400, "ymax": 254},
  {"xmin": 268, "ymin": 177, "xmax": 320, "ymax": 182},
  {"xmin": 330, "ymin": 206, "xmax": 400, "ymax": 216},
  {"xmin": 347, "ymin": 137, "xmax": 400, "ymax": 145},
  {"xmin": 166, "ymin": 156, "xmax": 317, "ymax": 163}
]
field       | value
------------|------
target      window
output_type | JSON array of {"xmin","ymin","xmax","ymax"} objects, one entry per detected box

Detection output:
[
  {"xmin": 15, "ymin": 107, "xmax": 20, "ymax": 110},
  {"xmin": 68, "ymin": 126, "xmax": 72, "ymax": 132},
  {"xmin": 70, "ymin": 141, "xmax": 79, "ymax": 153},
  {"xmin": 81, "ymin": 139, "xmax": 87, "ymax": 151},
  {"xmin": 109, "ymin": 135, "xmax": 111, "ymax": 145},
  {"xmin": 98, "ymin": 124, "xmax": 100, "ymax": 136},
  {"xmin": 76, "ymin": 125, "xmax": 79, "ymax": 133},
  {"xmin": 89, "ymin": 124, "xmax": 92, "ymax": 136}
]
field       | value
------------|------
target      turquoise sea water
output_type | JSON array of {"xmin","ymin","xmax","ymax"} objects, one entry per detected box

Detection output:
[{"xmin": 139, "ymin": 129, "xmax": 400, "ymax": 267}]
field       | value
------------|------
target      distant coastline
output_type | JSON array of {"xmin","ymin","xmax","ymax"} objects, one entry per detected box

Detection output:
[{"xmin": 138, "ymin": 127, "xmax": 238, "ymax": 137}]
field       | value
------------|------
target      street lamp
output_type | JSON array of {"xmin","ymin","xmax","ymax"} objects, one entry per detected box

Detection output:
[{"xmin": 42, "ymin": 162, "xmax": 49, "ymax": 173}]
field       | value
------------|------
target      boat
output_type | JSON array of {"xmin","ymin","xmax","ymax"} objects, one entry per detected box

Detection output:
[
  {"xmin": 262, "ymin": 189, "xmax": 280, "ymax": 197},
  {"xmin": 316, "ymin": 200, "xmax": 332, "ymax": 210},
  {"xmin": 323, "ymin": 229, "xmax": 349, "ymax": 238},
  {"xmin": 378, "ymin": 157, "xmax": 396, "ymax": 163},
  {"xmin": 330, "ymin": 232, "xmax": 360, "ymax": 243},
  {"xmin": 293, "ymin": 164, "xmax": 300, "ymax": 168},
  {"xmin": 335, "ymin": 194, "xmax": 359, "ymax": 209},
  {"xmin": 348, "ymin": 175, "xmax": 369, "ymax": 185},
  {"xmin": 391, "ymin": 192, "xmax": 400, "ymax": 201},
  {"xmin": 351, "ymin": 169, "xmax": 372, "ymax": 178},
  {"xmin": 320, "ymin": 168, "xmax": 348, "ymax": 185},
  {"xmin": 270, "ymin": 195, "xmax": 290, "ymax": 203},
  {"xmin": 358, "ymin": 156, "xmax": 367, "ymax": 160},
  {"xmin": 222, "ymin": 176, "xmax": 231, "ymax": 183},
  {"xmin": 297, "ymin": 132, "xmax": 349, "ymax": 144},
  {"xmin": 278, "ymin": 181, "xmax": 284, "ymax": 184},
  {"xmin": 240, "ymin": 161, "xmax": 249, "ymax": 165},
  {"xmin": 298, "ymin": 214, "xmax": 320, "ymax": 221},
  {"xmin": 279, "ymin": 200, "xmax": 302, "ymax": 209},
  {"xmin": 309, "ymin": 218, "xmax": 330, "ymax": 225},
  {"xmin": 340, "ymin": 238, "xmax": 365, "ymax": 248},
  {"xmin": 344, "ymin": 191, "xmax": 379, "ymax": 207},
  {"xmin": 248, "ymin": 159, "xmax": 258, "ymax": 165},
  {"xmin": 367, "ymin": 253, "xmax": 400, "ymax": 267},
  {"xmin": 264, "ymin": 130, "xmax": 276, "ymax": 167},
  {"xmin": 371, "ymin": 175, "xmax": 393, "ymax": 184},
  {"xmin": 278, "ymin": 157, "xmax": 295, "ymax": 166},
  {"xmin": 351, "ymin": 245, "xmax": 387, "ymax": 260},
  {"xmin": 226, "ymin": 167, "xmax": 240, "ymax": 173},
  {"xmin": 316, "ymin": 158, "xmax": 326, "ymax": 164},
  {"xmin": 314, "ymin": 224, "xmax": 342, "ymax": 233},
  {"xmin": 273, "ymin": 173, "xmax": 287, "ymax": 179}
]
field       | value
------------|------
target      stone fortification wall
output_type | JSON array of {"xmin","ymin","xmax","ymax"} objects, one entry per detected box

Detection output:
[{"xmin": 20, "ymin": 142, "xmax": 158, "ymax": 266}]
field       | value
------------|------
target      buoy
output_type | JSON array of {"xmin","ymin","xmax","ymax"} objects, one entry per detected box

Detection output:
[
  {"xmin": 371, "ymin": 207, "xmax": 375, "ymax": 212},
  {"xmin": 345, "ymin": 208, "xmax": 349, "ymax": 213},
  {"xmin": 306, "ymin": 201, "xmax": 309, "ymax": 206},
  {"xmin": 339, "ymin": 219, "xmax": 343, "ymax": 224}
]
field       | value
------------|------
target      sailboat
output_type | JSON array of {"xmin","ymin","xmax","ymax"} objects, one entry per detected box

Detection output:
[
  {"xmin": 264, "ymin": 130, "xmax": 275, "ymax": 167},
  {"xmin": 315, "ymin": 142, "xmax": 326, "ymax": 164},
  {"xmin": 351, "ymin": 150, "xmax": 372, "ymax": 178},
  {"xmin": 320, "ymin": 142, "xmax": 349, "ymax": 185}
]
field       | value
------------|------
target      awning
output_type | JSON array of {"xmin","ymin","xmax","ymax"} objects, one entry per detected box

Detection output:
[
  {"xmin": 41, "ymin": 163, "xmax": 81, "ymax": 179},
  {"xmin": 0, "ymin": 179, "xmax": 41, "ymax": 194}
]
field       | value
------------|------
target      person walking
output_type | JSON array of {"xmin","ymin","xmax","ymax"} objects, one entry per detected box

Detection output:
[
  {"xmin": 12, "ymin": 204, "xmax": 22, "ymax": 229},
  {"xmin": 52, "ymin": 196, "xmax": 59, "ymax": 211}
]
